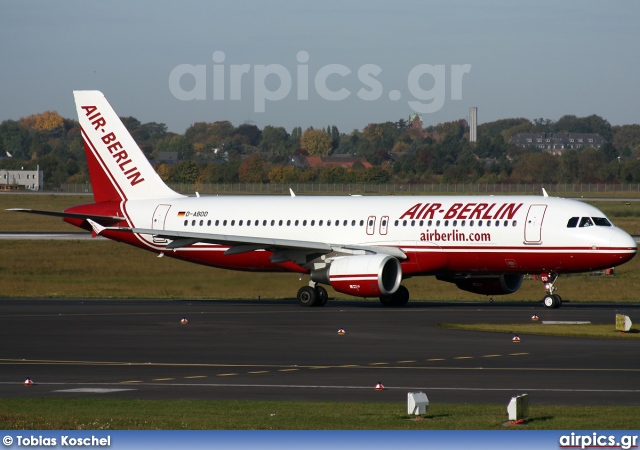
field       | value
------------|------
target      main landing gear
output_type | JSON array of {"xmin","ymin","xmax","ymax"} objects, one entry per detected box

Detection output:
[
  {"xmin": 540, "ymin": 272, "xmax": 562, "ymax": 308},
  {"xmin": 296, "ymin": 283, "xmax": 328, "ymax": 307},
  {"xmin": 379, "ymin": 285, "xmax": 410, "ymax": 307}
]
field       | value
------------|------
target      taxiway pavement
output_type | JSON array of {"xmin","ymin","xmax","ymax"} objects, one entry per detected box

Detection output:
[{"xmin": 1, "ymin": 299, "xmax": 639, "ymax": 405}]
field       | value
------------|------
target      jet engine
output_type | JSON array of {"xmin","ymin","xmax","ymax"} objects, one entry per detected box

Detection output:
[
  {"xmin": 311, "ymin": 254, "xmax": 402, "ymax": 297},
  {"xmin": 437, "ymin": 273, "xmax": 524, "ymax": 295}
]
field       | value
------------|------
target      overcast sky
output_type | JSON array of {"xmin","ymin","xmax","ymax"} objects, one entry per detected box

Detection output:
[{"xmin": 1, "ymin": 0, "xmax": 639, "ymax": 134}]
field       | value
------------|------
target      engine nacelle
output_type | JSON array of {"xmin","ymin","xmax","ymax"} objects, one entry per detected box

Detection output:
[
  {"xmin": 437, "ymin": 273, "xmax": 524, "ymax": 296},
  {"xmin": 312, "ymin": 255, "xmax": 402, "ymax": 298}
]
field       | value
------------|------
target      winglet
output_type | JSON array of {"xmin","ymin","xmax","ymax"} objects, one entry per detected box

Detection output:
[
  {"xmin": 542, "ymin": 188, "xmax": 549, "ymax": 197},
  {"xmin": 86, "ymin": 218, "xmax": 106, "ymax": 238},
  {"xmin": 289, "ymin": 188, "xmax": 296, "ymax": 197}
]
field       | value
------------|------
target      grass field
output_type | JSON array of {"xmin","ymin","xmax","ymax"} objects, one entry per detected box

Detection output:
[{"xmin": 1, "ymin": 399, "xmax": 640, "ymax": 430}]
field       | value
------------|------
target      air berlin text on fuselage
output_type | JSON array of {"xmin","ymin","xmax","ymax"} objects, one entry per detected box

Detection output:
[
  {"xmin": 81, "ymin": 105, "xmax": 145, "ymax": 186},
  {"xmin": 400, "ymin": 202, "xmax": 523, "ymax": 220}
]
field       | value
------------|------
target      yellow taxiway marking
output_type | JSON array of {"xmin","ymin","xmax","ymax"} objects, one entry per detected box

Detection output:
[
  {"xmin": 397, "ymin": 360, "xmax": 416, "ymax": 363},
  {"xmin": 454, "ymin": 356, "xmax": 474, "ymax": 360},
  {"xmin": 509, "ymin": 353, "xmax": 529, "ymax": 356},
  {"xmin": 339, "ymin": 365, "xmax": 358, "ymax": 368},
  {"xmin": 309, "ymin": 366, "xmax": 330, "ymax": 369},
  {"xmin": 368, "ymin": 362, "xmax": 388, "ymax": 366},
  {"xmin": 427, "ymin": 358, "xmax": 446, "ymax": 361},
  {"xmin": 248, "ymin": 371, "xmax": 269, "ymax": 374},
  {"xmin": 482, "ymin": 354, "xmax": 502, "ymax": 358},
  {"xmin": 184, "ymin": 375, "xmax": 207, "ymax": 379},
  {"xmin": 278, "ymin": 369, "xmax": 299, "ymax": 372},
  {"xmin": 121, "ymin": 380, "xmax": 143, "ymax": 383},
  {"xmin": 153, "ymin": 377, "xmax": 175, "ymax": 381},
  {"xmin": 216, "ymin": 373, "xmax": 238, "ymax": 377}
]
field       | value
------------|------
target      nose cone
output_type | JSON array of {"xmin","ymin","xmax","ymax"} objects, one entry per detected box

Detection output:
[{"xmin": 610, "ymin": 228, "xmax": 637, "ymax": 265}]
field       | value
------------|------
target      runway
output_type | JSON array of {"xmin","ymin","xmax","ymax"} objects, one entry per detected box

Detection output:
[{"xmin": 1, "ymin": 299, "xmax": 639, "ymax": 406}]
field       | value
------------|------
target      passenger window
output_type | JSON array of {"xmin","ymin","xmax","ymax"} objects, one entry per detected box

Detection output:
[
  {"xmin": 452, "ymin": 220, "xmax": 457, "ymax": 226},
  {"xmin": 444, "ymin": 220, "xmax": 448, "ymax": 226},
  {"xmin": 327, "ymin": 220, "xmax": 332, "ymax": 226},
  {"xmin": 343, "ymin": 220, "xmax": 348, "ymax": 226},
  {"xmin": 207, "ymin": 220, "xmax": 211, "ymax": 226},
  {"xmin": 311, "ymin": 220, "xmax": 315, "ymax": 226},
  {"xmin": 287, "ymin": 220, "xmax": 291, "ymax": 226},
  {"xmin": 461, "ymin": 220, "xmax": 465, "ymax": 227},
  {"xmin": 231, "ymin": 220, "xmax": 235, "ymax": 226},
  {"xmin": 270, "ymin": 220, "xmax": 275, "ymax": 226},
  {"xmin": 223, "ymin": 220, "xmax": 227, "ymax": 226},
  {"xmin": 279, "ymin": 220, "xmax": 283, "ymax": 226},
  {"xmin": 262, "ymin": 220, "xmax": 267, "ymax": 226},
  {"xmin": 184, "ymin": 220, "xmax": 188, "ymax": 226},
  {"xmin": 579, "ymin": 217, "xmax": 594, "ymax": 227},
  {"xmin": 567, "ymin": 217, "xmax": 579, "ymax": 228},
  {"xmin": 512, "ymin": 220, "xmax": 517, "ymax": 226},
  {"xmin": 335, "ymin": 220, "xmax": 339, "ymax": 226},
  {"xmin": 360, "ymin": 220, "xmax": 365, "ymax": 226},
  {"xmin": 394, "ymin": 220, "xmax": 399, "ymax": 226},
  {"xmin": 470, "ymin": 220, "xmax": 474, "ymax": 226},
  {"xmin": 478, "ymin": 220, "xmax": 483, "ymax": 226},
  {"xmin": 215, "ymin": 220, "xmax": 219, "ymax": 226},
  {"xmin": 319, "ymin": 220, "xmax": 323, "ymax": 226},
  {"xmin": 295, "ymin": 220, "xmax": 299, "ymax": 226},
  {"xmin": 403, "ymin": 220, "xmax": 407, "ymax": 226},
  {"xmin": 255, "ymin": 220, "xmax": 259, "ymax": 226},
  {"xmin": 419, "ymin": 220, "xmax": 424, "ymax": 227},
  {"xmin": 428, "ymin": 220, "xmax": 432, "ymax": 226},
  {"xmin": 351, "ymin": 220, "xmax": 355, "ymax": 226},
  {"xmin": 303, "ymin": 220, "xmax": 307, "ymax": 226},
  {"xmin": 199, "ymin": 220, "xmax": 203, "ymax": 226},
  {"xmin": 436, "ymin": 220, "xmax": 441, "ymax": 226}
]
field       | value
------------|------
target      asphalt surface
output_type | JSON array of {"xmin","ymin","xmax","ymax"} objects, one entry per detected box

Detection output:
[{"xmin": 1, "ymin": 298, "xmax": 639, "ymax": 406}]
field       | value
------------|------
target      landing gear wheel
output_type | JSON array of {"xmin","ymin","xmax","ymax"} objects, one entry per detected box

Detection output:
[
  {"xmin": 379, "ymin": 285, "xmax": 410, "ymax": 307},
  {"xmin": 393, "ymin": 285, "xmax": 410, "ymax": 306},
  {"xmin": 542, "ymin": 294, "xmax": 562, "ymax": 308},
  {"xmin": 543, "ymin": 294, "xmax": 559, "ymax": 309},
  {"xmin": 297, "ymin": 286, "xmax": 318, "ymax": 307},
  {"xmin": 553, "ymin": 294, "xmax": 562, "ymax": 307},
  {"xmin": 315, "ymin": 286, "xmax": 328, "ymax": 306}
]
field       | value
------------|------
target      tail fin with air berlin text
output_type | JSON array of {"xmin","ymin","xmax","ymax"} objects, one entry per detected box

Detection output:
[{"xmin": 73, "ymin": 90, "xmax": 183, "ymax": 203}]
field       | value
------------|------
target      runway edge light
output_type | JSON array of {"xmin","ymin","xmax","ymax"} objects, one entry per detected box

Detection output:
[
  {"xmin": 512, "ymin": 335, "xmax": 521, "ymax": 343},
  {"xmin": 24, "ymin": 377, "xmax": 33, "ymax": 386},
  {"xmin": 375, "ymin": 382, "xmax": 385, "ymax": 390},
  {"xmin": 407, "ymin": 392, "xmax": 429, "ymax": 416},
  {"xmin": 180, "ymin": 317, "xmax": 189, "ymax": 325},
  {"xmin": 531, "ymin": 314, "xmax": 539, "ymax": 321},
  {"xmin": 338, "ymin": 328, "xmax": 345, "ymax": 335}
]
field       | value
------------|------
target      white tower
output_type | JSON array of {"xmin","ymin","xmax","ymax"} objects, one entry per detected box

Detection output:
[{"xmin": 469, "ymin": 107, "xmax": 477, "ymax": 143}]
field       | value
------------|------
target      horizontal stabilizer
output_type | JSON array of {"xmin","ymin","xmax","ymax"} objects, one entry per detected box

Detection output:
[{"xmin": 7, "ymin": 208, "xmax": 124, "ymax": 225}]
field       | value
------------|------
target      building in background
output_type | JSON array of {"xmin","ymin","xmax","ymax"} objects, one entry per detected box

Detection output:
[
  {"xmin": 510, "ymin": 133, "xmax": 605, "ymax": 155},
  {"xmin": 0, "ymin": 168, "xmax": 43, "ymax": 191}
]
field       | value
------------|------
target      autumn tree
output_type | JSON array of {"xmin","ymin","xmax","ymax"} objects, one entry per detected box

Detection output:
[
  {"xmin": 300, "ymin": 128, "xmax": 332, "ymax": 156},
  {"xmin": 238, "ymin": 155, "xmax": 267, "ymax": 182}
]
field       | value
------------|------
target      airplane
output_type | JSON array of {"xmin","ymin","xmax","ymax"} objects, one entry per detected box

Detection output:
[{"xmin": 9, "ymin": 91, "xmax": 637, "ymax": 308}]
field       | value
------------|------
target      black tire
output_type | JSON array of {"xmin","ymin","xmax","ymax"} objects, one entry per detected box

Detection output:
[
  {"xmin": 393, "ymin": 285, "xmax": 410, "ymax": 306},
  {"xmin": 379, "ymin": 285, "xmax": 409, "ymax": 307},
  {"xmin": 297, "ymin": 286, "xmax": 318, "ymax": 307},
  {"xmin": 552, "ymin": 294, "xmax": 562, "ymax": 308},
  {"xmin": 315, "ymin": 286, "xmax": 328, "ymax": 306}
]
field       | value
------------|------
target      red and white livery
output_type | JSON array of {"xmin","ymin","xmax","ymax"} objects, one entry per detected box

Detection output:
[{"xmin": 12, "ymin": 91, "xmax": 637, "ymax": 308}]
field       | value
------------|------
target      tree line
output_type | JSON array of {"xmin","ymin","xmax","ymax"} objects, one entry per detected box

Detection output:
[{"xmin": 1, "ymin": 110, "xmax": 639, "ymax": 187}]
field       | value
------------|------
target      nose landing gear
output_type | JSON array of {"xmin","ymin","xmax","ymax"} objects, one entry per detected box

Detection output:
[{"xmin": 540, "ymin": 272, "xmax": 562, "ymax": 308}]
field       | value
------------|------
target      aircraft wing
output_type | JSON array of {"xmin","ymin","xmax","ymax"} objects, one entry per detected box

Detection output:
[
  {"xmin": 88, "ymin": 220, "xmax": 406, "ymax": 264},
  {"xmin": 7, "ymin": 209, "xmax": 124, "ymax": 225}
]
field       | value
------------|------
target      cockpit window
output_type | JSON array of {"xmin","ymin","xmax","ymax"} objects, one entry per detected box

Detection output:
[
  {"xmin": 592, "ymin": 217, "xmax": 612, "ymax": 226},
  {"xmin": 579, "ymin": 217, "xmax": 594, "ymax": 227},
  {"xmin": 567, "ymin": 217, "xmax": 579, "ymax": 228}
]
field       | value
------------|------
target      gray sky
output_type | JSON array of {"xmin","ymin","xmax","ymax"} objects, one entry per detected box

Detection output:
[{"xmin": 1, "ymin": 0, "xmax": 639, "ymax": 134}]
